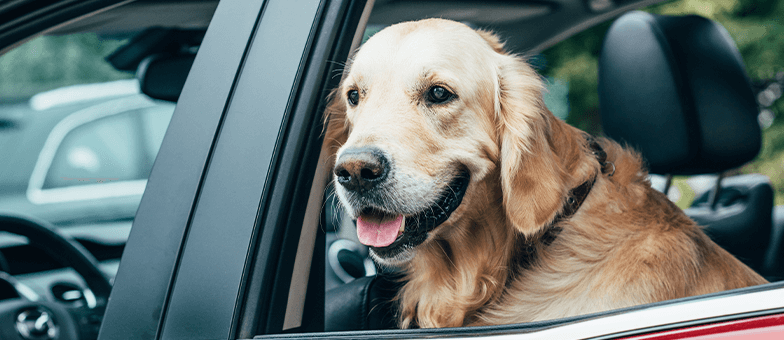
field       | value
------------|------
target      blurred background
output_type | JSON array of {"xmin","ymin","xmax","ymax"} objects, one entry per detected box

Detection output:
[{"xmin": 0, "ymin": 34, "xmax": 131, "ymax": 103}]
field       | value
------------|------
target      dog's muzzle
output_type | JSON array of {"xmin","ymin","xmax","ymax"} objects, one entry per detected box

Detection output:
[{"xmin": 334, "ymin": 148, "xmax": 470, "ymax": 260}]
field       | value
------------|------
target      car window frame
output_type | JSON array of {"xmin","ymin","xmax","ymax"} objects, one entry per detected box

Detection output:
[
  {"xmin": 98, "ymin": 0, "xmax": 272, "ymax": 338},
  {"xmin": 96, "ymin": 0, "xmax": 369, "ymax": 338},
  {"xmin": 235, "ymin": 0, "xmax": 372, "ymax": 336},
  {"xmin": 156, "ymin": 0, "xmax": 328, "ymax": 337}
]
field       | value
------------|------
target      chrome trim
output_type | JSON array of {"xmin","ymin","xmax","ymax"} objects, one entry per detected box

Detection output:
[
  {"xmin": 445, "ymin": 286, "xmax": 784, "ymax": 339},
  {"xmin": 26, "ymin": 95, "xmax": 158, "ymax": 204}
]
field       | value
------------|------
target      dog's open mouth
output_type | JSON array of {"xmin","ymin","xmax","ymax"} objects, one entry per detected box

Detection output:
[{"xmin": 355, "ymin": 171, "xmax": 470, "ymax": 258}]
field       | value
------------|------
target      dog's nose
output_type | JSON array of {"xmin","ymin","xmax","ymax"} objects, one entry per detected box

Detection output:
[{"xmin": 334, "ymin": 148, "xmax": 389, "ymax": 192}]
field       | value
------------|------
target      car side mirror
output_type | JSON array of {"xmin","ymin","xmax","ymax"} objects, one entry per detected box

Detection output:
[{"xmin": 137, "ymin": 54, "xmax": 196, "ymax": 102}]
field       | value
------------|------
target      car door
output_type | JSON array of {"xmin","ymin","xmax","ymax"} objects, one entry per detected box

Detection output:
[
  {"xmin": 90, "ymin": 0, "xmax": 784, "ymax": 339},
  {"xmin": 98, "ymin": 0, "xmax": 368, "ymax": 338}
]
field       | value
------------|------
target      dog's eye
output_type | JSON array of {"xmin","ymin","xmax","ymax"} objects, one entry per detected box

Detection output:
[
  {"xmin": 426, "ymin": 86, "xmax": 454, "ymax": 104},
  {"xmin": 347, "ymin": 90, "xmax": 359, "ymax": 106}
]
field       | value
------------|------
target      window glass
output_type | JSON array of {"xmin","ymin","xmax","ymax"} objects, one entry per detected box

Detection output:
[
  {"xmin": 0, "ymin": 34, "xmax": 136, "ymax": 194},
  {"xmin": 0, "ymin": 12, "xmax": 185, "ymax": 288},
  {"xmin": 41, "ymin": 104, "xmax": 174, "ymax": 190},
  {"xmin": 0, "ymin": 34, "xmax": 131, "ymax": 101},
  {"xmin": 0, "ymin": 32, "xmax": 178, "ymax": 208},
  {"xmin": 0, "ymin": 2, "xmax": 212, "ymax": 339},
  {"xmin": 44, "ymin": 111, "xmax": 140, "ymax": 189}
]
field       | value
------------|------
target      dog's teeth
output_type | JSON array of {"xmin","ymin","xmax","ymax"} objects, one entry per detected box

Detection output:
[{"xmin": 400, "ymin": 217, "xmax": 406, "ymax": 233}]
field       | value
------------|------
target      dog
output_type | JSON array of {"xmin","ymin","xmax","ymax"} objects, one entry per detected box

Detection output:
[{"xmin": 323, "ymin": 18, "xmax": 767, "ymax": 328}]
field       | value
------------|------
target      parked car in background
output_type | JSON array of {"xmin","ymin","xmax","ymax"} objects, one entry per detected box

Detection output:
[
  {"xmin": 0, "ymin": 0, "xmax": 782, "ymax": 339},
  {"xmin": 0, "ymin": 79, "xmax": 174, "ymax": 219}
]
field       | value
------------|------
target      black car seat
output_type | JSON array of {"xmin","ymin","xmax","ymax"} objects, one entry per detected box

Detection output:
[{"xmin": 598, "ymin": 11, "xmax": 776, "ymax": 278}]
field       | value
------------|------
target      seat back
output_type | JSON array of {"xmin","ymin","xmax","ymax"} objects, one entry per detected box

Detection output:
[
  {"xmin": 599, "ymin": 11, "xmax": 760, "ymax": 175},
  {"xmin": 598, "ymin": 12, "xmax": 774, "ymax": 276},
  {"xmin": 325, "ymin": 275, "xmax": 400, "ymax": 331},
  {"xmin": 686, "ymin": 174, "xmax": 773, "ymax": 271}
]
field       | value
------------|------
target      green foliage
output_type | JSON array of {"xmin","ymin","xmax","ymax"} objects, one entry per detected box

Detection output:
[
  {"xmin": 540, "ymin": 21, "xmax": 612, "ymax": 135},
  {"xmin": 541, "ymin": 0, "xmax": 784, "ymax": 204},
  {"xmin": 0, "ymin": 33, "xmax": 131, "ymax": 102},
  {"xmin": 742, "ymin": 116, "xmax": 784, "ymax": 205}
]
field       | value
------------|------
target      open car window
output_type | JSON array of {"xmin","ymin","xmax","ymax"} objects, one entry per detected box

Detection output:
[{"xmin": 294, "ymin": 0, "xmax": 784, "ymax": 338}]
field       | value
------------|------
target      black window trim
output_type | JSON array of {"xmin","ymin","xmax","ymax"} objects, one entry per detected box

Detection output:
[
  {"xmin": 235, "ymin": 0, "xmax": 371, "ymax": 336},
  {"xmin": 98, "ymin": 1, "xmax": 269, "ymax": 339},
  {"xmin": 154, "ymin": 0, "xmax": 329, "ymax": 338}
]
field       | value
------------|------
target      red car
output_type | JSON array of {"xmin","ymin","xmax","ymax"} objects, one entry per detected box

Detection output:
[{"xmin": 0, "ymin": 0, "xmax": 781, "ymax": 339}]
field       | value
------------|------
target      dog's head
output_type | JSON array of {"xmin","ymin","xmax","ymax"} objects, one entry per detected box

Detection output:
[{"xmin": 326, "ymin": 19, "xmax": 579, "ymax": 266}]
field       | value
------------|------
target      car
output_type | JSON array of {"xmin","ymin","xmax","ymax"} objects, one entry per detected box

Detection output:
[{"xmin": 0, "ymin": 0, "xmax": 782, "ymax": 339}]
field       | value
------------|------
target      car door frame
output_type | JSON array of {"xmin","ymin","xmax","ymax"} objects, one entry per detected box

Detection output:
[{"xmin": 98, "ymin": 0, "xmax": 369, "ymax": 338}]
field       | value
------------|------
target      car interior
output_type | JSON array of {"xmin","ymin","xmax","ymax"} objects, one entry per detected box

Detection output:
[
  {"xmin": 599, "ymin": 11, "xmax": 778, "ymax": 280},
  {"xmin": 0, "ymin": 0, "xmax": 782, "ymax": 338}
]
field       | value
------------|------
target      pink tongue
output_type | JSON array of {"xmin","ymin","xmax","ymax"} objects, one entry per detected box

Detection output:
[{"xmin": 357, "ymin": 214, "xmax": 404, "ymax": 247}]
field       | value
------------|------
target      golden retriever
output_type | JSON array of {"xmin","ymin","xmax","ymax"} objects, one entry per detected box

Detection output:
[{"xmin": 323, "ymin": 18, "xmax": 767, "ymax": 328}]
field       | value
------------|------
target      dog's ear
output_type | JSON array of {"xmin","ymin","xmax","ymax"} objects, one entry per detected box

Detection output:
[
  {"xmin": 476, "ymin": 29, "xmax": 506, "ymax": 54},
  {"xmin": 488, "ymin": 44, "xmax": 569, "ymax": 237},
  {"xmin": 323, "ymin": 89, "xmax": 350, "ymax": 168}
]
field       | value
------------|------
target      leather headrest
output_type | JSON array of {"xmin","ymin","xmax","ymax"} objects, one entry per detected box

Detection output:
[{"xmin": 599, "ymin": 12, "xmax": 760, "ymax": 175}]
